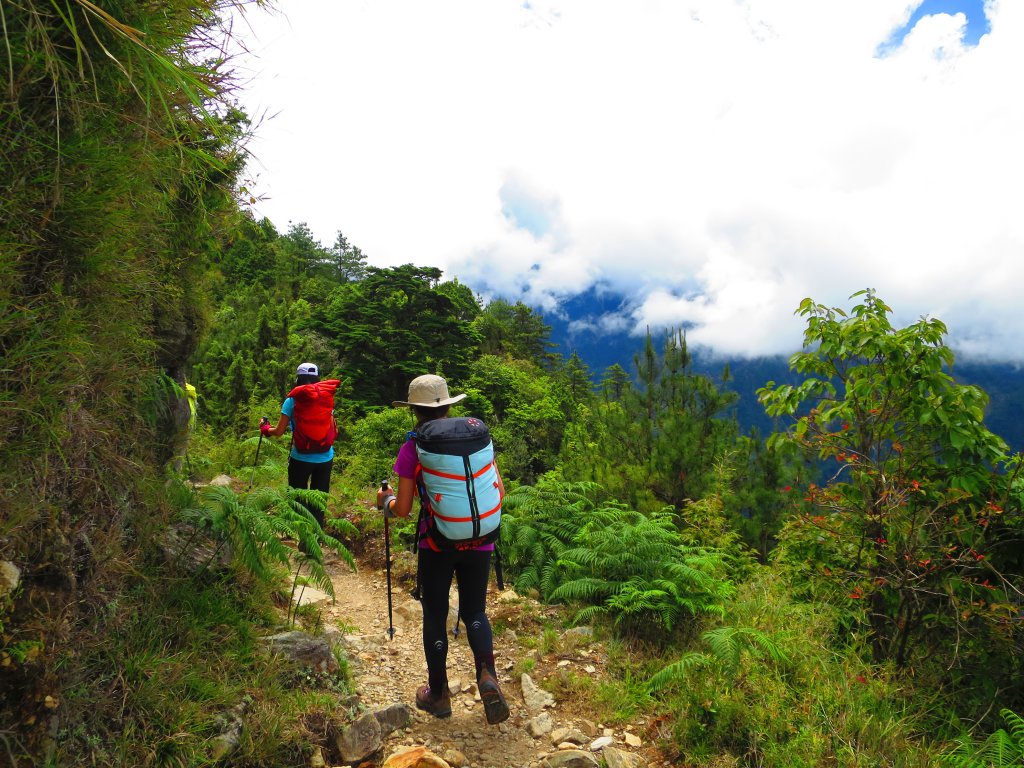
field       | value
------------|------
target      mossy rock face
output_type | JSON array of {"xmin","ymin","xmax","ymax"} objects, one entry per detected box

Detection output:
[{"xmin": 155, "ymin": 307, "xmax": 202, "ymax": 372}]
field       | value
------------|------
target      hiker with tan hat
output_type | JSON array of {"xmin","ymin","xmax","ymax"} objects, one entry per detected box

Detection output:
[{"xmin": 377, "ymin": 374, "xmax": 510, "ymax": 725}]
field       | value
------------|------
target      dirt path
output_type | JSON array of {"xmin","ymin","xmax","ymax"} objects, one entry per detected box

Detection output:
[{"xmin": 317, "ymin": 540, "xmax": 660, "ymax": 768}]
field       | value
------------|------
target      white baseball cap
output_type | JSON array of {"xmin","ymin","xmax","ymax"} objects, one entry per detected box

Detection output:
[{"xmin": 296, "ymin": 362, "xmax": 319, "ymax": 376}]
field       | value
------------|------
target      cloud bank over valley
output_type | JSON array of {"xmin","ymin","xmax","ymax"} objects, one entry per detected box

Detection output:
[{"xmin": 232, "ymin": 0, "xmax": 1024, "ymax": 361}]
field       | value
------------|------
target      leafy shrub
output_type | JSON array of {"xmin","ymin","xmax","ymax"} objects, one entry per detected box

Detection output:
[
  {"xmin": 760, "ymin": 291, "xmax": 1022, "ymax": 669},
  {"xmin": 500, "ymin": 480, "xmax": 602, "ymax": 598},
  {"xmin": 336, "ymin": 408, "xmax": 412, "ymax": 488},
  {"xmin": 502, "ymin": 481, "xmax": 733, "ymax": 640}
]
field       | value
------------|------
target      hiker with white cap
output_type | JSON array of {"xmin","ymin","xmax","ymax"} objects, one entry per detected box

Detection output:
[
  {"xmin": 377, "ymin": 374, "xmax": 511, "ymax": 725},
  {"xmin": 260, "ymin": 362, "xmax": 341, "ymax": 528}
]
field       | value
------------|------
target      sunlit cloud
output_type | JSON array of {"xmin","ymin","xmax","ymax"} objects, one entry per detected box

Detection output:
[{"xmin": 231, "ymin": 0, "xmax": 1023, "ymax": 360}]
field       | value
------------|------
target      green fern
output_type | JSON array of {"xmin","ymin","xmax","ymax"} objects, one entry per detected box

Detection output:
[
  {"xmin": 701, "ymin": 626, "xmax": 788, "ymax": 675},
  {"xmin": 646, "ymin": 652, "xmax": 713, "ymax": 692},
  {"xmin": 500, "ymin": 481, "xmax": 600, "ymax": 598},
  {"xmin": 1011, "ymin": 711, "xmax": 1024, "ymax": 744},
  {"xmin": 551, "ymin": 506, "xmax": 733, "ymax": 635},
  {"xmin": 647, "ymin": 625, "xmax": 788, "ymax": 692},
  {"xmin": 944, "ymin": 710, "xmax": 1024, "ymax": 768},
  {"xmin": 502, "ymin": 482, "xmax": 734, "ymax": 636},
  {"xmin": 180, "ymin": 485, "xmax": 356, "ymax": 599}
]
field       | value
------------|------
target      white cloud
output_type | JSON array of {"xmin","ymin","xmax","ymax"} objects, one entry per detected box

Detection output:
[{"xmin": 230, "ymin": 0, "xmax": 1024, "ymax": 360}]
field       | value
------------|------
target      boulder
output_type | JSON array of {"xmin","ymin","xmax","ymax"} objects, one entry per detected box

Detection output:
[
  {"xmin": 335, "ymin": 711, "xmax": 382, "ymax": 764},
  {"xmin": 551, "ymin": 727, "xmax": 588, "ymax": 746},
  {"xmin": 260, "ymin": 631, "xmax": 339, "ymax": 675},
  {"xmin": 373, "ymin": 703, "xmax": 412, "ymax": 736},
  {"xmin": 441, "ymin": 747, "xmax": 467, "ymax": 767},
  {"xmin": 590, "ymin": 736, "xmax": 614, "ymax": 751},
  {"xmin": 603, "ymin": 746, "xmax": 648, "ymax": 768},
  {"xmin": 543, "ymin": 749, "xmax": 599, "ymax": 768},
  {"xmin": 292, "ymin": 584, "xmax": 333, "ymax": 608},
  {"xmin": 527, "ymin": 712, "xmax": 554, "ymax": 738},
  {"xmin": 521, "ymin": 673, "xmax": 555, "ymax": 713}
]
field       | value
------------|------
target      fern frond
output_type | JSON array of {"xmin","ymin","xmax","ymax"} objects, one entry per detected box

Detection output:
[
  {"xmin": 298, "ymin": 555, "xmax": 336, "ymax": 599},
  {"xmin": 549, "ymin": 577, "xmax": 616, "ymax": 603},
  {"xmin": 571, "ymin": 604, "xmax": 609, "ymax": 626},
  {"xmin": 979, "ymin": 730, "xmax": 1021, "ymax": 768},
  {"xmin": 700, "ymin": 626, "xmax": 789, "ymax": 676},
  {"xmin": 539, "ymin": 561, "xmax": 562, "ymax": 600},
  {"xmin": 1002, "ymin": 709, "xmax": 1024, "ymax": 745},
  {"xmin": 647, "ymin": 652, "xmax": 712, "ymax": 693}
]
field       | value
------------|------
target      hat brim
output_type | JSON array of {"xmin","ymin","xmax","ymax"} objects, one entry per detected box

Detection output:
[{"xmin": 391, "ymin": 393, "xmax": 467, "ymax": 408}]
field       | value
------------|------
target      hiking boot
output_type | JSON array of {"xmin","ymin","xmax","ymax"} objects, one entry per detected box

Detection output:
[
  {"xmin": 415, "ymin": 684, "xmax": 452, "ymax": 718},
  {"xmin": 478, "ymin": 669, "xmax": 510, "ymax": 725}
]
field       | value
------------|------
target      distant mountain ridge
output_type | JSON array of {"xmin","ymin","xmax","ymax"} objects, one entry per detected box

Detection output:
[{"xmin": 535, "ymin": 288, "xmax": 1024, "ymax": 454}]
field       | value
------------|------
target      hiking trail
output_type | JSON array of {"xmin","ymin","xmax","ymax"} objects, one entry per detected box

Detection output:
[{"xmin": 313, "ymin": 511, "xmax": 662, "ymax": 768}]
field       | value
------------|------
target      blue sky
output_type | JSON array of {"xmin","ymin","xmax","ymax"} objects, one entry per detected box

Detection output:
[
  {"xmin": 228, "ymin": 1, "xmax": 1023, "ymax": 361},
  {"xmin": 892, "ymin": 0, "xmax": 990, "ymax": 46}
]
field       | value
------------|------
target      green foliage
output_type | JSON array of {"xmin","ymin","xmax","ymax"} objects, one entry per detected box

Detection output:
[
  {"xmin": 0, "ymin": 0, "xmax": 252, "ymax": 749},
  {"xmin": 308, "ymin": 265, "xmax": 483, "ymax": 408},
  {"xmin": 337, "ymin": 408, "xmax": 412, "ymax": 489},
  {"xmin": 502, "ymin": 481, "xmax": 733, "ymax": 640},
  {"xmin": 500, "ymin": 480, "xmax": 605, "ymax": 598},
  {"xmin": 648, "ymin": 626, "xmax": 788, "ymax": 690},
  {"xmin": 728, "ymin": 429, "xmax": 805, "ymax": 558},
  {"xmin": 645, "ymin": 568, "xmax": 944, "ymax": 766},
  {"xmin": 472, "ymin": 298, "xmax": 556, "ymax": 366},
  {"xmin": 51, "ymin": 565, "xmax": 353, "ymax": 767},
  {"xmin": 557, "ymin": 329, "xmax": 743, "ymax": 514},
  {"xmin": 328, "ymin": 232, "xmax": 370, "ymax": 282},
  {"xmin": 945, "ymin": 710, "xmax": 1024, "ymax": 768},
  {"xmin": 680, "ymin": 454, "xmax": 756, "ymax": 568},
  {"xmin": 759, "ymin": 290, "xmax": 1023, "ymax": 670},
  {"xmin": 463, "ymin": 355, "xmax": 569, "ymax": 482},
  {"xmin": 181, "ymin": 485, "xmax": 356, "ymax": 597},
  {"xmin": 552, "ymin": 503, "xmax": 733, "ymax": 636}
]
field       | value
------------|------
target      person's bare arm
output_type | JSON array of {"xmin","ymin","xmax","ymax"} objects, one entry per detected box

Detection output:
[
  {"xmin": 261, "ymin": 414, "xmax": 290, "ymax": 438},
  {"xmin": 377, "ymin": 477, "xmax": 416, "ymax": 518}
]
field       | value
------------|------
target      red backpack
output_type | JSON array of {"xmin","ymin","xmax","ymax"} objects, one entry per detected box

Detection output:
[{"xmin": 287, "ymin": 379, "xmax": 340, "ymax": 453}]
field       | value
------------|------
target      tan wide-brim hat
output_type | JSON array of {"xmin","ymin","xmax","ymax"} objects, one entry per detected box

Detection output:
[{"xmin": 391, "ymin": 374, "xmax": 467, "ymax": 408}]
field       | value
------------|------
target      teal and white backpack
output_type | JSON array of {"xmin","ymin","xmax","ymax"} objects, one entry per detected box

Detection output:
[{"xmin": 414, "ymin": 416, "xmax": 503, "ymax": 549}]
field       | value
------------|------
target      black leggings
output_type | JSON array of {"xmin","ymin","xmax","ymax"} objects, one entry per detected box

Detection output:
[
  {"xmin": 418, "ymin": 547, "xmax": 495, "ymax": 694},
  {"xmin": 288, "ymin": 457, "xmax": 332, "ymax": 529}
]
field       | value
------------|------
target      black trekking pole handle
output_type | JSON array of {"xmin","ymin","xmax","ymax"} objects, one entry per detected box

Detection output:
[
  {"xmin": 382, "ymin": 480, "xmax": 396, "ymax": 640},
  {"xmin": 249, "ymin": 417, "xmax": 270, "ymax": 490}
]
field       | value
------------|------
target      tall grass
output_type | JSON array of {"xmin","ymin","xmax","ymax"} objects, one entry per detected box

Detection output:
[
  {"xmin": 51, "ymin": 557, "xmax": 354, "ymax": 767},
  {"xmin": 0, "ymin": 0, "xmax": 260, "ymax": 761}
]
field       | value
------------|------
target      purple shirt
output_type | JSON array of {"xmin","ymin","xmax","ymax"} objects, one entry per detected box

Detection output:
[
  {"xmin": 394, "ymin": 437, "xmax": 495, "ymax": 552},
  {"xmin": 393, "ymin": 439, "xmax": 418, "ymax": 480}
]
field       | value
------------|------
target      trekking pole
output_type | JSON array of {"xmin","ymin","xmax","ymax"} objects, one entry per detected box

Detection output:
[
  {"xmin": 381, "ymin": 480, "xmax": 396, "ymax": 640},
  {"xmin": 249, "ymin": 417, "xmax": 269, "ymax": 490}
]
